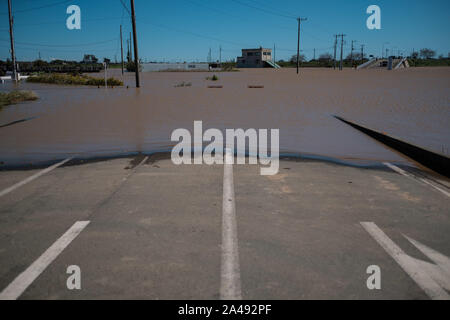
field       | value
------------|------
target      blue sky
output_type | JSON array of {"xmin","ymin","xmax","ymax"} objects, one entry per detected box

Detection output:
[{"xmin": 1, "ymin": 0, "xmax": 449, "ymax": 62}]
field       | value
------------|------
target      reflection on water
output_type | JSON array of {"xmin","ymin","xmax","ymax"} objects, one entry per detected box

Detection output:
[{"xmin": 0, "ymin": 68, "xmax": 449, "ymax": 168}]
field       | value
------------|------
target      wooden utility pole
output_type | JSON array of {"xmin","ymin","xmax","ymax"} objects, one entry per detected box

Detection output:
[
  {"xmin": 296, "ymin": 17, "xmax": 307, "ymax": 74},
  {"xmin": 333, "ymin": 35, "xmax": 338, "ymax": 70},
  {"xmin": 339, "ymin": 34, "xmax": 345, "ymax": 71},
  {"xmin": 130, "ymin": 0, "xmax": 140, "ymax": 87},
  {"xmin": 8, "ymin": 0, "xmax": 17, "ymax": 83},
  {"xmin": 361, "ymin": 44, "xmax": 365, "ymax": 64},
  {"xmin": 350, "ymin": 40, "xmax": 356, "ymax": 68},
  {"xmin": 273, "ymin": 43, "xmax": 276, "ymax": 63},
  {"xmin": 129, "ymin": 33, "xmax": 132, "ymax": 60},
  {"xmin": 120, "ymin": 25, "xmax": 124, "ymax": 75}
]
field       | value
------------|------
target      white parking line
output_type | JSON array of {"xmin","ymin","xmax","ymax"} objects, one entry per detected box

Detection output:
[
  {"xmin": 361, "ymin": 222, "xmax": 450, "ymax": 300},
  {"xmin": 0, "ymin": 221, "xmax": 90, "ymax": 300},
  {"xmin": 383, "ymin": 162, "xmax": 450, "ymax": 198},
  {"xmin": 0, "ymin": 158, "xmax": 72, "ymax": 198},
  {"xmin": 220, "ymin": 148, "xmax": 242, "ymax": 300}
]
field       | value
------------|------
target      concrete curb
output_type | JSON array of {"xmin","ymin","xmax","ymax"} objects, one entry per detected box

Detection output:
[{"xmin": 334, "ymin": 115, "xmax": 450, "ymax": 178}]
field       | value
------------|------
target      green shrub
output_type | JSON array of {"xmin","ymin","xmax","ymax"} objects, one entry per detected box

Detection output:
[
  {"xmin": 27, "ymin": 73, "xmax": 123, "ymax": 86},
  {"xmin": 206, "ymin": 74, "xmax": 219, "ymax": 81},
  {"xmin": 174, "ymin": 81, "xmax": 192, "ymax": 88},
  {"xmin": 0, "ymin": 90, "xmax": 38, "ymax": 107}
]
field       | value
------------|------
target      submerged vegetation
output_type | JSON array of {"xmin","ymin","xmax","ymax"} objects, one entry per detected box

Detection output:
[
  {"xmin": 0, "ymin": 90, "xmax": 38, "ymax": 107},
  {"xmin": 27, "ymin": 73, "xmax": 123, "ymax": 86},
  {"xmin": 174, "ymin": 81, "xmax": 192, "ymax": 88},
  {"xmin": 206, "ymin": 74, "xmax": 219, "ymax": 81}
]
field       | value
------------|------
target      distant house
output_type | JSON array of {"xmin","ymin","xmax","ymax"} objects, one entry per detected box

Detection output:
[{"xmin": 237, "ymin": 47, "xmax": 280, "ymax": 68}]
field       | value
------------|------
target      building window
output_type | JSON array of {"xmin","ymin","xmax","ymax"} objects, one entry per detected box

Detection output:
[{"xmin": 247, "ymin": 52, "xmax": 254, "ymax": 56}]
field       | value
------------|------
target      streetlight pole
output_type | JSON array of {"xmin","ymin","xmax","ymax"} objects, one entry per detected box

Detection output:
[{"xmin": 382, "ymin": 42, "xmax": 389, "ymax": 59}]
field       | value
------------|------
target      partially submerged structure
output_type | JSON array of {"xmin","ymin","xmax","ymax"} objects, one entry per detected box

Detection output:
[
  {"xmin": 141, "ymin": 62, "xmax": 210, "ymax": 72},
  {"xmin": 357, "ymin": 57, "xmax": 410, "ymax": 70},
  {"xmin": 237, "ymin": 47, "xmax": 280, "ymax": 68}
]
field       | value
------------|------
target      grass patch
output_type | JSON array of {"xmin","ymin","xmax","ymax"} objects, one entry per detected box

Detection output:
[
  {"xmin": 27, "ymin": 73, "xmax": 123, "ymax": 86},
  {"xmin": 174, "ymin": 81, "xmax": 192, "ymax": 88},
  {"xmin": 408, "ymin": 58, "xmax": 450, "ymax": 67},
  {"xmin": 0, "ymin": 90, "xmax": 38, "ymax": 107},
  {"xmin": 206, "ymin": 74, "xmax": 219, "ymax": 81}
]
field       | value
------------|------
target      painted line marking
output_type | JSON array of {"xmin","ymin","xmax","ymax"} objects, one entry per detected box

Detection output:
[
  {"xmin": 0, "ymin": 158, "xmax": 72, "ymax": 198},
  {"xmin": 361, "ymin": 222, "xmax": 450, "ymax": 300},
  {"xmin": 0, "ymin": 221, "xmax": 90, "ymax": 300},
  {"xmin": 220, "ymin": 148, "xmax": 242, "ymax": 300},
  {"xmin": 383, "ymin": 162, "xmax": 450, "ymax": 198}
]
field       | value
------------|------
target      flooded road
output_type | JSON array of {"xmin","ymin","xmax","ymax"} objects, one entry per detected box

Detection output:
[{"xmin": 0, "ymin": 67, "xmax": 449, "ymax": 168}]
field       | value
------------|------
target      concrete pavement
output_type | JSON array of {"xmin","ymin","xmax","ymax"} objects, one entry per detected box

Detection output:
[{"xmin": 0, "ymin": 155, "xmax": 449, "ymax": 299}]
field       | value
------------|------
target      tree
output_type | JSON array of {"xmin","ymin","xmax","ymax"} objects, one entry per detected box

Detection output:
[
  {"xmin": 103, "ymin": 58, "xmax": 111, "ymax": 64},
  {"xmin": 83, "ymin": 54, "xmax": 98, "ymax": 64},
  {"xmin": 411, "ymin": 51, "xmax": 419, "ymax": 59},
  {"xmin": 290, "ymin": 54, "xmax": 306, "ymax": 64},
  {"xmin": 50, "ymin": 59, "xmax": 64, "ymax": 65},
  {"xmin": 33, "ymin": 59, "xmax": 48, "ymax": 67},
  {"xmin": 420, "ymin": 48, "xmax": 436, "ymax": 59},
  {"xmin": 318, "ymin": 53, "xmax": 332, "ymax": 62}
]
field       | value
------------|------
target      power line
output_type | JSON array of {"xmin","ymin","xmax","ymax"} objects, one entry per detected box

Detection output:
[
  {"xmin": 119, "ymin": 0, "xmax": 131, "ymax": 15},
  {"xmin": 3, "ymin": 17, "xmax": 123, "ymax": 28},
  {"xmin": 230, "ymin": 0, "xmax": 296, "ymax": 20},
  {"xmin": 0, "ymin": 0, "xmax": 72, "ymax": 15},
  {"xmin": 0, "ymin": 38, "xmax": 119, "ymax": 48},
  {"xmin": 234, "ymin": 0, "xmax": 296, "ymax": 21}
]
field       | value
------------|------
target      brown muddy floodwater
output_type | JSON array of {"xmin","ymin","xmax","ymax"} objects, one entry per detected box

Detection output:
[{"xmin": 0, "ymin": 67, "xmax": 449, "ymax": 168}]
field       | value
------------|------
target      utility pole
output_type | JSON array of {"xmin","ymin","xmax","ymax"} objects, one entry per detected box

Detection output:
[
  {"xmin": 128, "ymin": 33, "xmax": 132, "ymax": 62},
  {"xmin": 273, "ymin": 43, "xmax": 276, "ymax": 63},
  {"xmin": 339, "ymin": 34, "xmax": 345, "ymax": 71},
  {"xmin": 313, "ymin": 48, "xmax": 316, "ymax": 60},
  {"xmin": 361, "ymin": 44, "xmax": 365, "ymax": 64},
  {"xmin": 350, "ymin": 40, "xmax": 356, "ymax": 68},
  {"xmin": 126, "ymin": 38, "xmax": 130, "ymax": 63},
  {"xmin": 8, "ymin": 0, "xmax": 17, "ymax": 83},
  {"xmin": 103, "ymin": 62, "xmax": 108, "ymax": 88},
  {"xmin": 219, "ymin": 46, "xmax": 222, "ymax": 64},
  {"xmin": 382, "ymin": 42, "xmax": 389, "ymax": 59},
  {"xmin": 130, "ymin": 0, "xmax": 140, "ymax": 88},
  {"xmin": 296, "ymin": 17, "xmax": 307, "ymax": 75},
  {"xmin": 120, "ymin": 25, "xmax": 124, "ymax": 75},
  {"xmin": 333, "ymin": 35, "xmax": 338, "ymax": 70}
]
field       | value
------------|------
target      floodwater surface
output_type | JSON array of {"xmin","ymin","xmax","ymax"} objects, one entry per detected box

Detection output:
[{"xmin": 0, "ymin": 67, "xmax": 449, "ymax": 168}]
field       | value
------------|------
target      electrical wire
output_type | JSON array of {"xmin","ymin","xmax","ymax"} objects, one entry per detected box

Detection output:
[
  {"xmin": 0, "ymin": 38, "xmax": 119, "ymax": 48},
  {"xmin": 0, "ymin": 0, "xmax": 73, "ymax": 15},
  {"xmin": 229, "ymin": 0, "xmax": 297, "ymax": 20}
]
